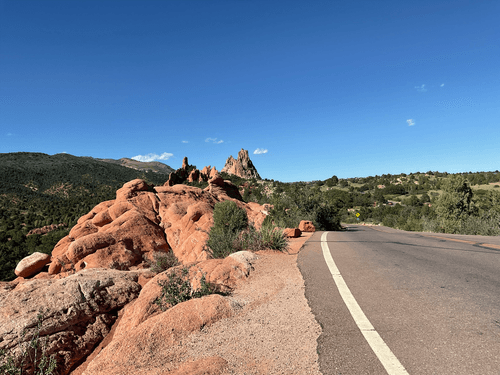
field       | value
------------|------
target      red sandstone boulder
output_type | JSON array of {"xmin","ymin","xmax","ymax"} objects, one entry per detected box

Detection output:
[
  {"xmin": 299, "ymin": 220, "xmax": 316, "ymax": 232},
  {"xmin": 112, "ymin": 251, "xmax": 256, "ymax": 339},
  {"xmin": 283, "ymin": 228, "xmax": 302, "ymax": 238},
  {"xmin": 0, "ymin": 269, "xmax": 142, "ymax": 375},
  {"xmin": 48, "ymin": 188, "xmax": 168, "ymax": 275},
  {"xmin": 155, "ymin": 184, "xmax": 217, "ymax": 263},
  {"xmin": 82, "ymin": 294, "xmax": 235, "ymax": 375},
  {"xmin": 205, "ymin": 174, "xmax": 244, "ymax": 201},
  {"xmin": 15, "ymin": 252, "xmax": 51, "ymax": 278}
]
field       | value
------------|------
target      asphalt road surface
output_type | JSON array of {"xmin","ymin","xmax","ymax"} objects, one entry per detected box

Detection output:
[{"xmin": 298, "ymin": 225, "xmax": 500, "ymax": 375}]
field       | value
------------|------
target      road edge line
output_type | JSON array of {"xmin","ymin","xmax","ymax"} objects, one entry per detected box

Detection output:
[{"xmin": 321, "ymin": 232, "xmax": 409, "ymax": 375}]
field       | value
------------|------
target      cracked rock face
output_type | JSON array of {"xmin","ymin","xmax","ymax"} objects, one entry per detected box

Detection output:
[{"xmin": 0, "ymin": 269, "xmax": 142, "ymax": 375}]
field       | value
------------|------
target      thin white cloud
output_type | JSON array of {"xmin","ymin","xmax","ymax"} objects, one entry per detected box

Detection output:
[
  {"xmin": 440, "ymin": 83, "xmax": 445, "ymax": 87},
  {"xmin": 407, "ymin": 119, "xmax": 415, "ymax": 126},
  {"xmin": 131, "ymin": 152, "xmax": 173, "ymax": 162},
  {"xmin": 415, "ymin": 84, "xmax": 427, "ymax": 92},
  {"xmin": 182, "ymin": 140, "xmax": 189, "ymax": 143},
  {"xmin": 6, "ymin": 133, "xmax": 13, "ymax": 136},
  {"xmin": 205, "ymin": 137, "xmax": 224, "ymax": 144},
  {"xmin": 254, "ymin": 148, "xmax": 268, "ymax": 155}
]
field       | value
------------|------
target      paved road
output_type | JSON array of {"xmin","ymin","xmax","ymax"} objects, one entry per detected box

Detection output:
[{"xmin": 297, "ymin": 225, "xmax": 500, "ymax": 374}]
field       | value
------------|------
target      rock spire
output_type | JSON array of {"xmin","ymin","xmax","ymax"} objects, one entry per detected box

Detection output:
[{"xmin": 221, "ymin": 149, "xmax": 261, "ymax": 180}]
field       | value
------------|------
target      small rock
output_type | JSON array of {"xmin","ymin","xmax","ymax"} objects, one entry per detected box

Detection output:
[
  {"xmin": 15, "ymin": 252, "xmax": 51, "ymax": 278},
  {"xmin": 299, "ymin": 220, "xmax": 316, "ymax": 232},
  {"xmin": 283, "ymin": 228, "xmax": 302, "ymax": 238}
]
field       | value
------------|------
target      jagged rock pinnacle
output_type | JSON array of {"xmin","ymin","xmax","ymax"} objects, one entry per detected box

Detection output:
[{"xmin": 221, "ymin": 149, "xmax": 261, "ymax": 179}]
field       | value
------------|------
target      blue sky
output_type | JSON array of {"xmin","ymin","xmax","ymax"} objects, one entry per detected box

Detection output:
[{"xmin": 1, "ymin": 0, "xmax": 499, "ymax": 182}]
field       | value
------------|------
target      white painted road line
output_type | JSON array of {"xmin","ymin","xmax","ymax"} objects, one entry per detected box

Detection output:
[{"xmin": 321, "ymin": 232, "xmax": 409, "ymax": 375}]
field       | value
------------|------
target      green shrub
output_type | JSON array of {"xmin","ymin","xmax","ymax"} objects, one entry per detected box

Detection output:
[
  {"xmin": 263, "ymin": 208, "xmax": 303, "ymax": 229},
  {"xmin": 0, "ymin": 312, "xmax": 57, "ymax": 375},
  {"xmin": 260, "ymin": 224, "xmax": 289, "ymax": 251},
  {"xmin": 212, "ymin": 200, "xmax": 248, "ymax": 233},
  {"xmin": 206, "ymin": 201, "xmax": 248, "ymax": 258},
  {"xmin": 312, "ymin": 204, "xmax": 342, "ymax": 231},
  {"xmin": 422, "ymin": 217, "xmax": 443, "ymax": 233},
  {"xmin": 148, "ymin": 251, "xmax": 179, "ymax": 273},
  {"xmin": 234, "ymin": 226, "xmax": 264, "ymax": 252},
  {"xmin": 234, "ymin": 224, "xmax": 289, "ymax": 252},
  {"xmin": 154, "ymin": 268, "xmax": 220, "ymax": 311},
  {"xmin": 206, "ymin": 226, "xmax": 240, "ymax": 258},
  {"xmin": 458, "ymin": 212, "xmax": 500, "ymax": 236}
]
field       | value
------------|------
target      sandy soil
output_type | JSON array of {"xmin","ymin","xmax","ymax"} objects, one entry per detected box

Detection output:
[{"xmin": 175, "ymin": 232, "xmax": 322, "ymax": 374}]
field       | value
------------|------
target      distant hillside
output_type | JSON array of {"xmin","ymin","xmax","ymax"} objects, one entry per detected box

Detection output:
[
  {"xmin": 0, "ymin": 152, "xmax": 171, "ymax": 196},
  {"xmin": 95, "ymin": 157, "xmax": 174, "ymax": 174},
  {"xmin": 0, "ymin": 152, "xmax": 173, "ymax": 281}
]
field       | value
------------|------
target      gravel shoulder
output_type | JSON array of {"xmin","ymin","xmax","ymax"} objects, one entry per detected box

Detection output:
[{"xmin": 175, "ymin": 232, "xmax": 322, "ymax": 374}]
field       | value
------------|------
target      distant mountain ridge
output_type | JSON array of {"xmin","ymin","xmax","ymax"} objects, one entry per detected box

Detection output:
[
  {"xmin": 94, "ymin": 157, "xmax": 174, "ymax": 174},
  {"xmin": 0, "ymin": 152, "xmax": 172, "ymax": 197}
]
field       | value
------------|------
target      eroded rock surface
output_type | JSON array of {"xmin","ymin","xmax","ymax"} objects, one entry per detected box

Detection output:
[
  {"xmin": 0, "ymin": 269, "xmax": 142, "ymax": 375},
  {"xmin": 48, "ymin": 179, "xmax": 168, "ymax": 275},
  {"xmin": 82, "ymin": 294, "xmax": 235, "ymax": 375},
  {"xmin": 113, "ymin": 251, "xmax": 257, "ymax": 339}
]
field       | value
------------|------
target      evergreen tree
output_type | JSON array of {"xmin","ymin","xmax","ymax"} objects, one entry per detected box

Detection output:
[{"xmin": 435, "ymin": 176, "xmax": 476, "ymax": 233}]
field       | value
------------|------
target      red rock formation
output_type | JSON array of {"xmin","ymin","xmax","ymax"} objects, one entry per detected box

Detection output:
[
  {"xmin": 299, "ymin": 220, "xmax": 316, "ymax": 232},
  {"xmin": 48, "ymin": 179, "xmax": 168, "ymax": 275},
  {"xmin": 204, "ymin": 174, "xmax": 243, "ymax": 201},
  {"xmin": 199, "ymin": 165, "xmax": 211, "ymax": 181},
  {"xmin": 165, "ymin": 157, "xmax": 219, "ymax": 186},
  {"xmin": 181, "ymin": 156, "xmax": 189, "ymax": 170},
  {"xmin": 15, "ymin": 252, "xmax": 51, "ymax": 278},
  {"xmin": 82, "ymin": 294, "xmax": 235, "ymax": 375},
  {"xmin": 209, "ymin": 166, "xmax": 218, "ymax": 179},
  {"xmin": 0, "ymin": 269, "xmax": 142, "ymax": 375},
  {"xmin": 221, "ymin": 148, "xmax": 261, "ymax": 179},
  {"xmin": 283, "ymin": 228, "xmax": 302, "ymax": 238},
  {"xmin": 43, "ymin": 178, "xmax": 267, "ymax": 276},
  {"xmin": 27, "ymin": 223, "xmax": 66, "ymax": 236},
  {"xmin": 6, "ymin": 175, "xmax": 271, "ymax": 374},
  {"xmin": 187, "ymin": 168, "xmax": 199, "ymax": 182},
  {"xmin": 112, "ymin": 251, "xmax": 257, "ymax": 340}
]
